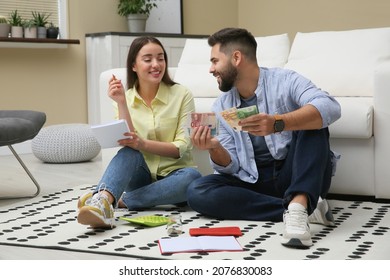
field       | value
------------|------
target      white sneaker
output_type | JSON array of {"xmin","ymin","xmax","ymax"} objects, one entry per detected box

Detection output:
[
  {"xmin": 281, "ymin": 203, "xmax": 312, "ymax": 248},
  {"xmin": 77, "ymin": 192, "xmax": 115, "ymax": 229},
  {"xmin": 308, "ymin": 198, "xmax": 335, "ymax": 226}
]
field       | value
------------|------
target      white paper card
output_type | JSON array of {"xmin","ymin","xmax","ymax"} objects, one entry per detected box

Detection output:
[
  {"xmin": 158, "ymin": 236, "xmax": 242, "ymax": 254},
  {"xmin": 91, "ymin": 119, "xmax": 130, "ymax": 149}
]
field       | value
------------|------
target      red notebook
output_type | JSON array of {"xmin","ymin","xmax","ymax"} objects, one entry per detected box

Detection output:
[{"xmin": 189, "ymin": 226, "xmax": 242, "ymax": 237}]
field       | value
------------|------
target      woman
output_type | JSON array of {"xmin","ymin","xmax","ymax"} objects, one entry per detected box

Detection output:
[{"xmin": 77, "ymin": 36, "xmax": 201, "ymax": 228}]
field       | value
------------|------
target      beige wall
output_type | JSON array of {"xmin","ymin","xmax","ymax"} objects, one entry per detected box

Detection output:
[
  {"xmin": 239, "ymin": 0, "xmax": 390, "ymax": 39},
  {"xmin": 0, "ymin": 0, "xmax": 127, "ymax": 125},
  {"xmin": 183, "ymin": 0, "xmax": 237, "ymax": 35},
  {"xmin": 1, "ymin": 0, "xmax": 390, "ymax": 126}
]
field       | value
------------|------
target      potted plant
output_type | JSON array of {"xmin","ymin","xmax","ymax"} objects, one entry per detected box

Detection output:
[
  {"xmin": 23, "ymin": 19, "xmax": 37, "ymax": 38},
  {"xmin": 8, "ymin": 10, "xmax": 23, "ymax": 38},
  {"xmin": 32, "ymin": 11, "xmax": 50, "ymax": 38},
  {"xmin": 46, "ymin": 22, "xmax": 59, "ymax": 39},
  {"xmin": 0, "ymin": 15, "xmax": 10, "ymax": 37},
  {"xmin": 117, "ymin": 0, "xmax": 157, "ymax": 32}
]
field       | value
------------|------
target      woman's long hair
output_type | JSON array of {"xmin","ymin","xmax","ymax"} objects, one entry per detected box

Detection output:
[{"xmin": 126, "ymin": 36, "xmax": 176, "ymax": 89}]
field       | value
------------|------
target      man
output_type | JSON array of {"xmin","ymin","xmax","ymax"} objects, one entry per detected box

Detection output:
[{"xmin": 187, "ymin": 28, "xmax": 341, "ymax": 249}]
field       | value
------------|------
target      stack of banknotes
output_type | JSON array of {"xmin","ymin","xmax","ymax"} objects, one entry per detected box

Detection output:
[
  {"xmin": 220, "ymin": 105, "xmax": 259, "ymax": 131},
  {"xmin": 187, "ymin": 105, "xmax": 259, "ymax": 135},
  {"xmin": 187, "ymin": 112, "xmax": 219, "ymax": 136}
]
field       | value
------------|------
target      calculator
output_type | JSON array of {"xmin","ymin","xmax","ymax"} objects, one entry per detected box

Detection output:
[{"xmin": 119, "ymin": 215, "xmax": 170, "ymax": 227}]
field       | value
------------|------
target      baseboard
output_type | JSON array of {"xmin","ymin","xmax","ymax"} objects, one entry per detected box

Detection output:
[
  {"xmin": 0, "ymin": 140, "xmax": 32, "ymax": 156},
  {"xmin": 327, "ymin": 193, "xmax": 390, "ymax": 203}
]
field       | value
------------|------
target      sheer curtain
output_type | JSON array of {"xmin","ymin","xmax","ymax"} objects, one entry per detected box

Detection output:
[
  {"xmin": 0, "ymin": 0, "xmax": 68, "ymax": 38},
  {"xmin": 0, "ymin": 0, "xmax": 59, "ymax": 24}
]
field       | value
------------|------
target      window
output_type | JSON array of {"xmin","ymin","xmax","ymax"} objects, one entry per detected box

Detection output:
[{"xmin": 0, "ymin": 0, "xmax": 68, "ymax": 38}]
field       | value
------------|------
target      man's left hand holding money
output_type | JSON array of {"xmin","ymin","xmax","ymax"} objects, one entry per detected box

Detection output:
[{"xmin": 238, "ymin": 113, "xmax": 276, "ymax": 136}]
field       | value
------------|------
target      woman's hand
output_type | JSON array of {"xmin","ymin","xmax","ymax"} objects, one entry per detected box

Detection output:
[
  {"xmin": 108, "ymin": 75, "xmax": 126, "ymax": 104},
  {"xmin": 118, "ymin": 131, "xmax": 145, "ymax": 151}
]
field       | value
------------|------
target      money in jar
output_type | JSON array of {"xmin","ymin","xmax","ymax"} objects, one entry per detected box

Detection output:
[{"xmin": 166, "ymin": 214, "xmax": 183, "ymax": 235}]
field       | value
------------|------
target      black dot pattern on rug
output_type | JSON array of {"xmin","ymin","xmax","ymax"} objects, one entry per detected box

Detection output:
[
  {"xmin": 306, "ymin": 254, "xmax": 320, "ymax": 259},
  {"xmin": 1, "ymin": 186, "xmax": 389, "ymax": 260},
  {"xmin": 189, "ymin": 255, "xmax": 202, "ymax": 259}
]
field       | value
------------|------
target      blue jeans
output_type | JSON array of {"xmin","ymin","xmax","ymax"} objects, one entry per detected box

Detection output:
[
  {"xmin": 94, "ymin": 147, "xmax": 201, "ymax": 209},
  {"xmin": 187, "ymin": 128, "xmax": 333, "ymax": 222}
]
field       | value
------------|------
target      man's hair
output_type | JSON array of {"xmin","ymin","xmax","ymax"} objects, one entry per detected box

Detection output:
[{"xmin": 208, "ymin": 28, "xmax": 257, "ymax": 62}]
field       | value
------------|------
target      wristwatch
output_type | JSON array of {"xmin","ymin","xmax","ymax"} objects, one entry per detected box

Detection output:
[{"xmin": 274, "ymin": 115, "xmax": 285, "ymax": 133}]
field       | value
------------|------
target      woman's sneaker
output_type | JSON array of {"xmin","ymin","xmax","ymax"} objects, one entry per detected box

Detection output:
[
  {"xmin": 77, "ymin": 191, "xmax": 93, "ymax": 209},
  {"xmin": 77, "ymin": 192, "xmax": 115, "ymax": 229},
  {"xmin": 281, "ymin": 203, "xmax": 312, "ymax": 249}
]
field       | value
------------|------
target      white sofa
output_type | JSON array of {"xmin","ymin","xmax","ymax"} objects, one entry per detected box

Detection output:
[{"xmin": 99, "ymin": 27, "xmax": 390, "ymax": 199}]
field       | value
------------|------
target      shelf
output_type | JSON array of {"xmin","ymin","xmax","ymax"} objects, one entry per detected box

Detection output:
[
  {"xmin": 0, "ymin": 38, "xmax": 80, "ymax": 49},
  {"xmin": 85, "ymin": 31, "xmax": 209, "ymax": 39}
]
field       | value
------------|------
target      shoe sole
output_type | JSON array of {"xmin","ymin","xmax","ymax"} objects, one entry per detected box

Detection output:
[
  {"xmin": 281, "ymin": 237, "xmax": 312, "ymax": 249},
  {"xmin": 77, "ymin": 207, "xmax": 114, "ymax": 229},
  {"xmin": 309, "ymin": 200, "xmax": 335, "ymax": 226}
]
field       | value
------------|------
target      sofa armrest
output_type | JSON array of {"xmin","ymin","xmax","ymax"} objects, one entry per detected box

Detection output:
[
  {"xmin": 168, "ymin": 67, "xmax": 177, "ymax": 79},
  {"xmin": 374, "ymin": 61, "xmax": 390, "ymax": 198}
]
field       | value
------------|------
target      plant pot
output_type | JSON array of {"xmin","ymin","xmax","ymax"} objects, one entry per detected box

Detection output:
[
  {"xmin": 46, "ymin": 27, "xmax": 59, "ymax": 39},
  {"xmin": 127, "ymin": 14, "xmax": 148, "ymax": 33},
  {"xmin": 24, "ymin": 27, "xmax": 37, "ymax": 38},
  {"xmin": 11, "ymin": 26, "xmax": 23, "ymax": 38},
  {"xmin": 37, "ymin": 26, "xmax": 47, "ymax": 38},
  {"xmin": 0, "ymin": 23, "xmax": 11, "ymax": 37}
]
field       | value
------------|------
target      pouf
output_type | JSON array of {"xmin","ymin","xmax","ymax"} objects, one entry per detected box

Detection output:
[{"xmin": 32, "ymin": 123, "xmax": 101, "ymax": 163}]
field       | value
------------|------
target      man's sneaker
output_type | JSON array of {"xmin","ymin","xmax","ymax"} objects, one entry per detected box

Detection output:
[
  {"xmin": 77, "ymin": 192, "xmax": 115, "ymax": 229},
  {"xmin": 281, "ymin": 203, "xmax": 312, "ymax": 249},
  {"xmin": 308, "ymin": 198, "xmax": 335, "ymax": 226}
]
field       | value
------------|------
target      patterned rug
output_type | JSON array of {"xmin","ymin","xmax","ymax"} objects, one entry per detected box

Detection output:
[{"xmin": 0, "ymin": 184, "xmax": 389, "ymax": 260}]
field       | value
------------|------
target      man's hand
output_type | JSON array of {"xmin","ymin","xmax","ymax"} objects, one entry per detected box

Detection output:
[
  {"xmin": 191, "ymin": 125, "xmax": 232, "ymax": 167},
  {"xmin": 239, "ymin": 113, "xmax": 275, "ymax": 136},
  {"xmin": 190, "ymin": 126, "xmax": 219, "ymax": 150}
]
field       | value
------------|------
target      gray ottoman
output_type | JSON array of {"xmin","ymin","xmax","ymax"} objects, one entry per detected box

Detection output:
[{"xmin": 32, "ymin": 123, "xmax": 101, "ymax": 163}]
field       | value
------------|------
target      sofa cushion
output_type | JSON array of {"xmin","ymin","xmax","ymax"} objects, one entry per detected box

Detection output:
[
  {"xmin": 177, "ymin": 39, "xmax": 211, "ymax": 66},
  {"xmin": 255, "ymin": 33, "xmax": 290, "ymax": 68},
  {"xmin": 175, "ymin": 34, "xmax": 291, "ymax": 99},
  {"xmin": 175, "ymin": 38, "xmax": 225, "ymax": 99},
  {"xmin": 178, "ymin": 34, "xmax": 290, "ymax": 68},
  {"xmin": 194, "ymin": 97, "xmax": 217, "ymax": 113},
  {"xmin": 175, "ymin": 65, "xmax": 221, "ymax": 98},
  {"xmin": 285, "ymin": 27, "xmax": 390, "ymax": 97},
  {"xmin": 329, "ymin": 97, "xmax": 373, "ymax": 139}
]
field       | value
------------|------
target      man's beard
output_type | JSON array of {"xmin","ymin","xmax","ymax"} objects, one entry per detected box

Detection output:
[{"xmin": 218, "ymin": 63, "xmax": 238, "ymax": 92}]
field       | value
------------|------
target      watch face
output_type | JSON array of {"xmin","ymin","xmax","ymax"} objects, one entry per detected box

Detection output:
[{"xmin": 274, "ymin": 120, "xmax": 285, "ymax": 132}]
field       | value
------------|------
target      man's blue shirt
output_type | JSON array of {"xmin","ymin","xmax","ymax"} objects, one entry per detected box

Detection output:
[{"xmin": 211, "ymin": 67, "xmax": 341, "ymax": 183}]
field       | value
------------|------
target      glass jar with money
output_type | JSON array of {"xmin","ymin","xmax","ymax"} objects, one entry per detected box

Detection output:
[{"xmin": 166, "ymin": 214, "xmax": 183, "ymax": 235}]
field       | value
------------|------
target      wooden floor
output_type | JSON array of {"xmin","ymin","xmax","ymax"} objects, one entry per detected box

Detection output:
[{"xmin": 0, "ymin": 152, "xmax": 131, "ymax": 259}]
